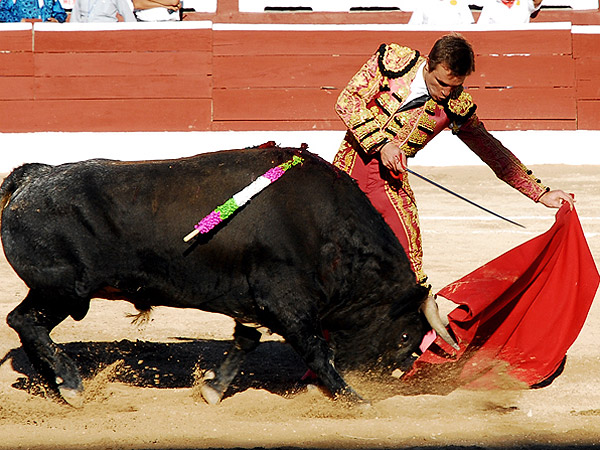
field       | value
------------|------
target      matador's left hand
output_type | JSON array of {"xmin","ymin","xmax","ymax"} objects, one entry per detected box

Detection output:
[{"xmin": 539, "ymin": 189, "xmax": 575, "ymax": 210}]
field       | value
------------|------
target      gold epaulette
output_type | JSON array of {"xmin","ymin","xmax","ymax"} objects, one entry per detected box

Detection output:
[
  {"xmin": 377, "ymin": 43, "xmax": 420, "ymax": 79},
  {"xmin": 445, "ymin": 91, "xmax": 477, "ymax": 133}
]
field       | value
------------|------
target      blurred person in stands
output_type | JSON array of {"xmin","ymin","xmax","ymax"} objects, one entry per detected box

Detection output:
[
  {"xmin": 333, "ymin": 33, "xmax": 573, "ymax": 290},
  {"xmin": 0, "ymin": 0, "xmax": 67, "ymax": 22},
  {"xmin": 69, "ymin": 0, "xmax": 136, "ymax": 21},
  {"xmin": 477, "ymin": 0, "xmax": 543, "ymax": 24},
  {"xmin": 409, "ymin": 0, "xmax": 474, "ymax": 26},
  {"xmin": 132, "ymin": 0, "xmax": 181, "ymax": 21}
]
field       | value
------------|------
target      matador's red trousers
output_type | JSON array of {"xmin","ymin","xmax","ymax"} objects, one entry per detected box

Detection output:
[{"xmin": 333, "ymin": 142, "xmax": 427, "ymax": 285}]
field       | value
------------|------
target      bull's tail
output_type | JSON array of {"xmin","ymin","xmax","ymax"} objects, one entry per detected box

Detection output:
[{"xmin": 0, "ymin": 163, "xmax": 50, "ymax": 228}]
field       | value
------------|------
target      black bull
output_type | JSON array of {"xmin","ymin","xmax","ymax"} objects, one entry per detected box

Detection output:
[{"xmin": 0, "ymin": 145, "xmax": 446, "ymax": 405}]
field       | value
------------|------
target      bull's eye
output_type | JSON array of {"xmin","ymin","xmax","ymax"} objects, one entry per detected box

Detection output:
[{"xmin": 400, "ymin": 333, "xmax": 410, "ymax": 344}]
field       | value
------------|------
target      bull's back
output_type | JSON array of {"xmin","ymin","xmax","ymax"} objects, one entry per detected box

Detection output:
[{"xmin": 1, "ymin": 148, "xmax": 370, "ymax": 306}]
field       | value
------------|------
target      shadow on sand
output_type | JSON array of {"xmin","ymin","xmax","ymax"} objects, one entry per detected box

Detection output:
[
  {"xmin": 1, "ymin": 341, "xmax": 596, "ymax": 450},
  {"xmin": 0, "ymin": 338, "xmax": 308, "ymax": 400}
]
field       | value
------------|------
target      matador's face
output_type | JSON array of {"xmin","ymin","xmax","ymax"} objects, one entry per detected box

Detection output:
[{"xmin": 423, "ymin": 62, "xmax": 467, "ymax": 103}]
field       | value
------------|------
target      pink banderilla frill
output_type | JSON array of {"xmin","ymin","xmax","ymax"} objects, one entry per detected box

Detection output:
[{"xmin": 183, "ymin": 155, "xmax": 304, "ymax": 242}]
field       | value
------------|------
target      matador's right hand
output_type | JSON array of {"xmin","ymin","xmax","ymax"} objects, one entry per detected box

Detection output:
[{"xmin": 380, "ymin": 142, "xmax": 407, "ymax": 176}]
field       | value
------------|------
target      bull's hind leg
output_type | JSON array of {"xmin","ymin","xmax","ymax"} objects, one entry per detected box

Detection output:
[
  {"xmin": 199, "ymin": 321, "xmax": 261, "ymax": 405},
  {"xmin": 7, "ymin": 289, "xmax": 85, "ymax": 405}
]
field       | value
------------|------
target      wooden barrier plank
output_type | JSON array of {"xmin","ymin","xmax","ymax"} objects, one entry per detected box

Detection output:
[
  {"xmin": 576, "ymin": 58, "xmax": 600, "ymax": 99},
  {"xmin": 573, "ymin": 31, "xmax": 600, "ymax": 59},
  {"xmin": 0, "ymin": 53, "xmax": 34, "ymax": 76},
  {"xmin": 213, "ymin": 86, "xmax": 574, "ymax": 122},
  {"xmin": 211, "ymin": 120, "xmax": 342, "ymax": 131},
  {"xmin": 213, "ymin": 29, "xmax": 403, "ymax": 56},
  {"xmin": 0, "ymin": 29, "xmax": 33, "ymax": 52},
  {"xmin": 465, "ymin": 29, "xmax": 572, "ymax": 56},
  {"xmin": 577, "ymin": 100, "xmax": 600, "ymax": 130},
  {"xmin": 480, "ymin": 119, "xmax": 576, "ymax": 131},
  {"xmin": 0, "ymin": 99, "xmax": 212, "ymax": 132},
  {"xmin": 213, "ymin": 54, "xmax": 573, "ymax": 90},
  {"xmin": 212, "ymin": 88, "xmax": 339, "ymax": 121},
  {"xmin": 34, "ymin": 52, "xmax": 211, "ymax": 77},
  {"xmin": 210, "ymin": 118, "xmax": 576, "ymax": 132},
  {"xmin": 34, "ymin": 29, "xmax": 212, "ymax": 53},
  {"xmin": 467, "ymin": 55, "xmax": 574, "ymax": 88},
  {"xmin": 473, "ymin": 87, "xmax": 576, "ymax": 120},
  {"xmin": 189, "ymin": 11, "xmax": 414, "ymax": 25},
  {"xmin": 213, "ymin": 54, "xmax": 363, "ymax": 88},
  {"xmin": 535, "ymin": 10, "xmax": 600, "ymax": 25},
  {"xmin": 0, "ymin": 78, "xmax": 34, "ymax": 101},
  {"xmin": 34, "ymin": 74, "xmax": 211, "ymax": 100},
  {"xmin": 213, "ymin": 30, "xmax": 443, "ymax": 56},
  {"xmin": 213, "ymin": 29, "xmax": 572, "ymax": 57}
]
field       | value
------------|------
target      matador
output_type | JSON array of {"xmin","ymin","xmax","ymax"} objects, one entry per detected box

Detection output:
[{"xmin": 333, "ymin": 35, "xmax": 573, "ymax": 285}]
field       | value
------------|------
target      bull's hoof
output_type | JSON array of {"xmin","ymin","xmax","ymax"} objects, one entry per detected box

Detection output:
[
  {"xmin": 58, "ymin": 385, "xmax": 84, "ymax": 408},
  {"xmin": 199, "ymin": 383, "xmax": 223, "ymax": 405},
  {"xmin": 55, "ymin": 375, "xmax": 84, "ymax": 408},
  {"xmin": 198, "ymin": 371, "xmax": 223, "ymax": 405}
]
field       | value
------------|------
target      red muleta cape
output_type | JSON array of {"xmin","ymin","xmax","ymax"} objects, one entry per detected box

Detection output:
[{"xmin": 403, "ymin": 204, "xmax": 599, "ymax": 392}]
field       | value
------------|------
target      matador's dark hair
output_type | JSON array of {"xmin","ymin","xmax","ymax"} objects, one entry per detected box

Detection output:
[{"xmin": 428, "ymin": 33, "xmax": 475, "ymax": 77}]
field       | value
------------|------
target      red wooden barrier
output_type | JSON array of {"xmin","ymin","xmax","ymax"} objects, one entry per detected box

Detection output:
[
  {"xmin": 0, "ymin": 25, "xmax": 34, "ymax": 104},
  {"xmin": 0, "ymin": 23, "xmax": 598, "ymax": 132},
  {"xmin": 2, "ymin": 99, "xmax": 212, "ymax": 132},
  {"xmin": 0, "ymin": 24, "xmax": 32, "ymax": 51},
  {"xmin": 4, "ymin": 24, "xmax": 214, "ymax": 132},
  {"xmin": 211, "ymin": 26, "xmax": 580, "ymax": 131},
  {"xmin": 34, "ymin": 27, "xmax": 212, "ymax": 52},
  {"xmin": 573, "ymin": 28, "xmax": 600, "ymax": 129}
]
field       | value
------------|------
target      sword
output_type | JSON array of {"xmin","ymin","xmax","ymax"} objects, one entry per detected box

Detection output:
[{"xmin": 405, "ymin": 168, "xmax": 526, "ymax": 229}]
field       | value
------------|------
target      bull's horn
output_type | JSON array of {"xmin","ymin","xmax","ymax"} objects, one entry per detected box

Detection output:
[{"xmin": 421, "ymin": 295, "xmax": 460, "ymax": 351}]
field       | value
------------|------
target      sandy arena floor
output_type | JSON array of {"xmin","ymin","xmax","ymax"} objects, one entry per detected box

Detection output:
[{"xmin": 0, "ymin": 164, "xmax": 599, "ymax": 450}]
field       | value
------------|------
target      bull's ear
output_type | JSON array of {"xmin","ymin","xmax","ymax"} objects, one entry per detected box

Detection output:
[{"xmin": 389, "ymin": 284, "xmax": 429, "ymax": 320}]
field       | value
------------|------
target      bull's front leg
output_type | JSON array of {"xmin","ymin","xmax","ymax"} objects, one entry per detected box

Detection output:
[
  {"xmin": 248, "ymin": 268, "xmax": 365, "ymax": 404},
  {"xmin": 6, "ymin": 289, "xmax": 85, "ymax": 406},
  {"xmin": 284, "ymin": 327, "xmax": 365, "ymax": 404},
  {"xmin": 199, "ymin": 321, "xmax": 261, "ymax": 405}
]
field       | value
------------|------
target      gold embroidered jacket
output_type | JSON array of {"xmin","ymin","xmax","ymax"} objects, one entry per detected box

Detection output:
[{"xmin": 335, "ymin": 43, "xmax": 549, "ymax": 202}]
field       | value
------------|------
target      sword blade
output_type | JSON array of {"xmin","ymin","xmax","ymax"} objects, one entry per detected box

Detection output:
[{"xmin": 406, "ymin": 168, "xmax": 525, "ymax": 229}]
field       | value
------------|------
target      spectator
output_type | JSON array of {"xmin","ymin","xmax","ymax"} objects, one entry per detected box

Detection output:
[
  {"xmin": 132, "ymin": 0, "xmax": 181, "ymax": 21},
  {"xmin": 0, "ymin": 0, "xmax": 67, "ymax": 22},
  {"xmin": 0, "ymin": 0, "xmax": 14, "ymax": 20},
  {"xmin": 477, "ymin": 0, "xmax": 543, "ymax": 24},
  {"xmin": 409, "ymin": 0, "xmax": 474, "ymax": 26},
  {"xmin": 69, "ymin": 0, "xmax": 136, "ymax": 22}
]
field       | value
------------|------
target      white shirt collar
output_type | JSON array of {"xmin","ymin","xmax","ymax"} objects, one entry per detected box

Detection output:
[{"xmin": 402, "ymin": 61, "xmax": 430, "ymax": 106}]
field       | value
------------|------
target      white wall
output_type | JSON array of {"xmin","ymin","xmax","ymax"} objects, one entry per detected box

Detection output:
[{"xmin": 2, "ymin": 130, "xmax": 599, "ymax": 173}]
